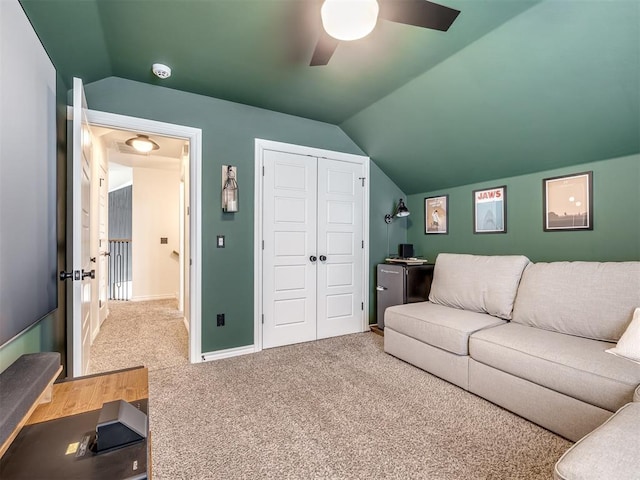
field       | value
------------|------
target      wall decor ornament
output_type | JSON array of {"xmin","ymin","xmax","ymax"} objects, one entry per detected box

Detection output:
[
  {"xmin": 543, "ymin": 171, "xmax": 593, "ymax": 231},
  {"xmin": 473, "ymin": 186, "xmax": 507, "ymax": 234},
  {"xmin": 424, "ymin": 195, "xmax": 448, "ymax": 234},
  {"xmin": 222, "ymin": 165, "xmax": 238, "ymax": 212}
]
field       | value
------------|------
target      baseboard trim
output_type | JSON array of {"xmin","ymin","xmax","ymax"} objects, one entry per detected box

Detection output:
[
  {"xmin": 131, "ymin": 294, "xmax": 177, "ymax": 302},
  {"xmin": 201, "ymin": 345, "xmax": 255, "ymax": 362}
]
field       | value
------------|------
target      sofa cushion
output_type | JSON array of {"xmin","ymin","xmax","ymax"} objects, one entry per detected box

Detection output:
[
  {"xmin": 428, "ymin": 253, "xmax": 530, "ymax": 320},
  {"xmin": 512, "ymin": 261, "xmax": 640, "ymax": 342},
  {"xmin": 469, "ymin": 323, "xmax": 640, "ymax": 412},
  {"xmin": 554, "ymin": 402, "xmax": 640, "ymax": 480},
  {"xmin": 385, "ymin": 301, "xmax": 506, "ymax": 355}
]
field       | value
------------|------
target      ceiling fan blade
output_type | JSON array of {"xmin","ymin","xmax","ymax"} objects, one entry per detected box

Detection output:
[
  {"xmin": 310, "ymin": 33, "xmax": 340, "ymax": 66},
  {"xmin": 379, "ymin": 0, "xmax": 460, "ymax": 32}
]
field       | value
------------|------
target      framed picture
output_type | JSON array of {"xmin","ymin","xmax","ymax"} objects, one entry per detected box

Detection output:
[
  {"xmin": 543, "ymin": 171, "xmax": 593, "ymax": 231},
  {"xmin": 424, "ymin": 195, "xmax": 449, "ymax": 234},
  {"xmin": 473, "ymin": 186, "xmax": 507, "ymax": 234}
]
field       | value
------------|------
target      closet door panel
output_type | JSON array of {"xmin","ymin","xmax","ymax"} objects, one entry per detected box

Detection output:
[
  {"xmin": 262, "ymin": 150, "xmax": 317, "ymax": 348},
  {"xmin": 317, "ymin": 159, "xmax": 364, "ymax": 339}
]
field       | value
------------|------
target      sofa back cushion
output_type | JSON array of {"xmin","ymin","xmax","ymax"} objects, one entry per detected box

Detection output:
[
  {"xmin": 512, "ymin": 261, "xmax": 640, "ymax": 342},
  {"xmin": 428, "ymin": 253, "xmax": 530, "ymax": 320}
]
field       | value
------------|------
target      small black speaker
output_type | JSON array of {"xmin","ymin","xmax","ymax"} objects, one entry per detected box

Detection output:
[{"xmin": 399, "ymin": 244, "xmax": 414, "ymax": 258}]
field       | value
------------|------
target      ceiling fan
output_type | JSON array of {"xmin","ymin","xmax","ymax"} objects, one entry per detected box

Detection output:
[{"xmin": 310, "ymin": 0, "xmax": 460, "ymax": 66}]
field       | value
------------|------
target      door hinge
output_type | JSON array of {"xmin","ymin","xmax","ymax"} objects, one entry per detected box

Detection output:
[
  {"xmin": 262, "ymin": 314, "xmax": 264, "ymax": 324},
  {"xmin": 262, "ymin": 166, "xmax": 265, "ymax": 176},
  {"xmin": 190, "ymin": 259, "xmax": 192, "ymax": 266},
  {"xmin": 358, "ymin": 177, "xmax": 365, "ymax": 187},
  {"xmin": 361, "ymin": 240, "xmax": 364, "ymax": 249},
  {"xmin": 361, "ymin": 302, "xmax": 364, "ymax": 311},
  {"xmin": 262, "ymin": 240, "xmax": 264, "ymax": 250},
  {"xmin": 187, "ymin": 206, "xmax": 190, "ymax": 216}
]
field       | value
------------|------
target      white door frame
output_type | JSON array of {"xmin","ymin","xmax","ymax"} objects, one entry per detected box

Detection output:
[
  {"xmin": 253, "ymin": 138, "xmax": 370, "ymax": 352},
  {"xmin": 86, "ymin": 109, "xmax": 203, "ymax": 363}
]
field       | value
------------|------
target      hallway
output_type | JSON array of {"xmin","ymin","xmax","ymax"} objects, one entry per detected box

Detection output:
[{"xmin": 89, "ymin": 299, "xmax": 188, "ymax": 374}]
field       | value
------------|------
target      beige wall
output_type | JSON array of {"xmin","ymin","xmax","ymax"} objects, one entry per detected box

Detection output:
[{"xmin": 132, "ymin": 166, "xmax": 180, "ymax": 301}]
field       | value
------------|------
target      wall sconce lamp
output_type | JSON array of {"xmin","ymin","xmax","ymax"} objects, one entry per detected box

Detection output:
[
  {"xmin": 222, "ymin": 165, "xmax": 238, "ymax": 213},
  {"xmin": 384, "ymin": 198, "xmax": 410, "ymax": 224}
]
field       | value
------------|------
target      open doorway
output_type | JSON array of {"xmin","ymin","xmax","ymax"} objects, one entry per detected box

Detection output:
[
  {"xmin": 78, "ymin": 110, "xmax": 202, "ymax": 373},
  {"xmin": 87, "ymin": 125, "xmax": 190, "ymax": 373}
]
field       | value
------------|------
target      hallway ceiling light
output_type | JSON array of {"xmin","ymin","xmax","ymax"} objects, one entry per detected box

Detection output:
[{"xmin": 125, "ymin": 134, "xmax": 160, "ymax": 153}]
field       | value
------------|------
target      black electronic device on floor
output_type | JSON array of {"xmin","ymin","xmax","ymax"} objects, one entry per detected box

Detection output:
[
  {"xmin": 96, "ymin": 400, "xmax": 147, "ymax": 452},
  {"xmin": 0, "ymin": 400, "xmax": 148, "ymax": 480}
]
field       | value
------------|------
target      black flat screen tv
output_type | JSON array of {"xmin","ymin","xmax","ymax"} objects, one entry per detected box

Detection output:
[{"xmin": 0, "ymin": 0, "xmax": 58, "ymax": 347}]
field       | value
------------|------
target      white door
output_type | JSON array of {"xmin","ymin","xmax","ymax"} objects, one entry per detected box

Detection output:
[
  {"xmin": 71, "ymin": 77, "xmax": 94, "ymax": 377},
  {"xmin": 262, "ymin": 150, "xmax": 365, "ymax": 348},
  {"xmin": 317, "ymin": 159, "xmax": 364, "ymax": 339},
  {"xmin": 262, "ymin": 150, "xmax": 317, "ymax": 348}
]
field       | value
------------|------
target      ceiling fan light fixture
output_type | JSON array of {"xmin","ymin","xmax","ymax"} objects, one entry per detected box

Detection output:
[
  {"xmin": 321, "ymin": 0, "xmax": 379, "ymax": 41},
  {"xmin": 125, "ymin": 134, "xmax": 160, "ymax": 153}
]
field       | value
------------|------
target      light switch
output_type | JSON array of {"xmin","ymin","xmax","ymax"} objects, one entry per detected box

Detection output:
[{"xmin": 217, "ymin": 235, "xmax": 225, "ymax": 248}]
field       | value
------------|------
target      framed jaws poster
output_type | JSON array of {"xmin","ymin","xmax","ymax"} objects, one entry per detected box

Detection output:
[{"xmin": 473, "ymin": 186, "xmax": 506, "ymax": 234}]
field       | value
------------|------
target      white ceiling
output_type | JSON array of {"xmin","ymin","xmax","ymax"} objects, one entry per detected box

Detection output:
[
  {"xmin": 91, "ymin": 125, "xmax": 187, "ymax": 192},
  {"xmin": 92, "ymin": 125, "xmax": 187, "ymax": 170}
]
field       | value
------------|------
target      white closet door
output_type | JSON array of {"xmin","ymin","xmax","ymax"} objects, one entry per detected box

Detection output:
[
  {"xmin": 262, "ymin": 150, "xmax": 317, "ymax": 348},
  {"xmin": 316, "ymin": 159, "xmax": 364, "ymax": 339}
]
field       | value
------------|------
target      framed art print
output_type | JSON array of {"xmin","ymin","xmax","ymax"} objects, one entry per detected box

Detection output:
[
  {"xmin": 543, "ymin": 171, "xmax": 593, "ymax": 231},
  {"xmin": 425, "ymin": 195, "xmax": 448, "ymax": 234},
  {"xmin": 473, "ymin": 186, "xmax": 506, "ymax": 234}
]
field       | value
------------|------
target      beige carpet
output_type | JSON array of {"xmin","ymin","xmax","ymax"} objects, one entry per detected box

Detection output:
[
  {"xmin": 149, "ymin": 333, "xmax": 571, "ymax": 479},
  {"xmin": 89, "ymin": 299, "xmax": 188, "ymax": 374}
]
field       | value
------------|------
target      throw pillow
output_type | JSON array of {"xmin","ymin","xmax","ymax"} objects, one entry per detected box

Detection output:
[{"xmin": 606, "ymin": 307, "xmax": 640, "ymax": 364}]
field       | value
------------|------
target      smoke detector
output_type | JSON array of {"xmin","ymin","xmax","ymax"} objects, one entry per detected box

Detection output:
[{"xmin": 152, "ymin": 63, "xmax": 171, "ymax": 79}]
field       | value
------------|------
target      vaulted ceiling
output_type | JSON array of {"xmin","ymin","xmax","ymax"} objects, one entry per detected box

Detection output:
[{"xmin": 20, "ymin": 0, "xmax": 640, "ymax": 193}]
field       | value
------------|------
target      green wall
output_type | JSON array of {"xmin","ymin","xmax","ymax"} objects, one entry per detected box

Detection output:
[
  {"xmin": 0, "ymin": 312, "xmax": 60, "ymax": 372},
  {"xmin": 368, "ymin": 163, "xmax": 407, "ymax": 323},
  {"xmin": 406, "ymin": 155, "xmax": 640, "ymax": 262},
  {"xmin": 84, "ymin": 77, "xmax": 400, "ymax": 351}
]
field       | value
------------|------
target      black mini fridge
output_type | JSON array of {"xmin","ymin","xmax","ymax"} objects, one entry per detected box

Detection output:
[{"xmin": 376, "ymin": 263, "xmax": 434, "ymax": 329}]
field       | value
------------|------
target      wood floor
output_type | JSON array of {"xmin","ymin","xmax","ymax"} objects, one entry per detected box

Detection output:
[{"xmin": 26, "ymin": 366, "xmax": 148, "ymax": 425}]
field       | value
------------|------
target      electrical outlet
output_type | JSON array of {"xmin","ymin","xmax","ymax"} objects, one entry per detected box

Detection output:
[
  {"xmin": 217, "ymin": 313, "xmax": 225, "ymax": 327},
  {"xmin": 217, "ymin": 235, "xmax": 225, "ymax": 248}
]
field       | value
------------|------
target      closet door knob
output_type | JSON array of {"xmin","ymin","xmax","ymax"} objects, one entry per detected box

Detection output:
[
  {"xmin": 309, "ymin": 256, "xmax": 317, "ymax": 262},
  {"xmin": 319, "ymin": 255, "xmax": 327, "ymax": 262}
]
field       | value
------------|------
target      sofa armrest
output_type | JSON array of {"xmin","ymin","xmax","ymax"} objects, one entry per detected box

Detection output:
[{"xmin": 554, "ymin": 402, "xmax": 640, "ymax": 480}]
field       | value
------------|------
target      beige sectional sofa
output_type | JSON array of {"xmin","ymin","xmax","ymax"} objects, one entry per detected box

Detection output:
[{"xmin": 384, "ymin": 253, "xmax": 640, "ymax": 444}]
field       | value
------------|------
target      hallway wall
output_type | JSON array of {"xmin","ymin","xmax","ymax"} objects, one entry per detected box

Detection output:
[{"xmin": 132, "ymin": 166, "xmax": 181, "ymax": 300}]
